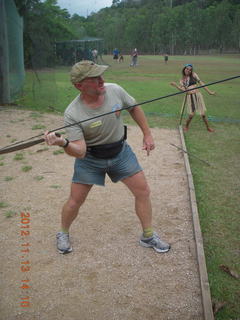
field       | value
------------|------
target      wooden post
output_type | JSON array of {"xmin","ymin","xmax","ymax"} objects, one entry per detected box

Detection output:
[
  {"xmin": 179, "ymin": 93, "xmax": 187, "ymax": 125},
  {"xmin": 179, "ymin": 125, "xmax": 214, "ymax": 320}
]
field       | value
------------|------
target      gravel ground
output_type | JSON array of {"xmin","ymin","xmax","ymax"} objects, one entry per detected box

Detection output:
[{"xmin": 0, "ymin": 109, "xmax": 203, "ymax": 320}]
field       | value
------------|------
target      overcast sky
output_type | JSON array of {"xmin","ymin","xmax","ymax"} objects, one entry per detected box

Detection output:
[{"xmin": 57, "ymin": 0, "xmax": 113, "ymax": 17}]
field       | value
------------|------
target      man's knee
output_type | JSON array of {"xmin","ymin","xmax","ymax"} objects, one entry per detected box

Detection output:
[
  {"xmin": 66, "ymin": 197, "xmax": 83, "ymax": 211},
  {"xmin": 136, "ymin": 184, "xmax": 151, "ymax": 199},
  {"xmin": 144, "ymin": 187, "xmax": 151, "ymax": 199}
]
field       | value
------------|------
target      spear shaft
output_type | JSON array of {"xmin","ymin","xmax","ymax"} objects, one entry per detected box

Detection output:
[{"xmin": 170, "ymin": 143, "xmax": 212, "ymax": 166}]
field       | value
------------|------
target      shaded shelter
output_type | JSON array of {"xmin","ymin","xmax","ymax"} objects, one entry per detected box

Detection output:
[{"xmin": 55, "ymin": 37, "xmax": 104, "ymax": 65}]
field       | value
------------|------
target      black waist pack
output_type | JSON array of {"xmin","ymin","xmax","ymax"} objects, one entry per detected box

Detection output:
[
  {"xmin": 87, "ymin": 126, "xmax": 127, "ymax": 159},
  {"xmin": 87, "ymin": 139, "xmax": 125, "ymax": 159}
]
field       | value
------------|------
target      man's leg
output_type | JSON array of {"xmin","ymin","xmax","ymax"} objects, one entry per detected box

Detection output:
[
  {"xmin": 121, "ymin": 171, "xmax": 152, "ymax": 230},
  {"xmin": 61, "ymin": 182, "xmax": 93, "ymax": 232},
  {"xmin": 57, "ymin": 183, "xmax": 92, "ymax": 254},
  {"xmin": 122, "ymin": 171, "xmax": 170, "ymax": 253}
]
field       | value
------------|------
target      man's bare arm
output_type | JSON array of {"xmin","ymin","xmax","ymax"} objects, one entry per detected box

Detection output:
[{"xmin": 44, "ymin": 131, "xmax": 86, "ymax": 158}]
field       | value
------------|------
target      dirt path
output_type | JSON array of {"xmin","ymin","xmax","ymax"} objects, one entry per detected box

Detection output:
[{"xmin": 0, "ymin": 109, "xmax": 203, "ymax": 320}]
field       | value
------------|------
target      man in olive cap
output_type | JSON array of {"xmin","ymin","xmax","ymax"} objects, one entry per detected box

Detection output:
[{"xmin": 44, "ymin": 60, "xmax": 170, "ymax": 255}]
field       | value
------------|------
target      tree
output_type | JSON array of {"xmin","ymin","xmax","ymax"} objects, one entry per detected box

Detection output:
[
  {"xmin": 213, "ymin": 0, "xmax": 233, "ymax": 52},
  {"xmin": 14, "ymin": 0, "xmax": 40, "ymax": 16},
  {"xmin": 231, "ymin": 5, "xmax": 240, "ymax": 51},
  {"xmin": 14, "ymin": 0, "xmax": 74, "ymax": 67},
  {"xmin": 112, "ymin": 0, "xmax": 121, "ymax": 5}
]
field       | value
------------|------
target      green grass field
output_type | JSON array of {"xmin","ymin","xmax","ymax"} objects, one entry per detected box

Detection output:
[{"xmin": 16, "ymin": 55, "xmax": 240, "ymax": 319}]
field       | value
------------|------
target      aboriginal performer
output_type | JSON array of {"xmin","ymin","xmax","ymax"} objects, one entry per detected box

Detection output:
[
  {"xmin": 44, "ymin": 60, "xmax": 170, "ymax": 255},
  {"xmin": 170, "ymin": 64, "xmax": 215, "ymax": 132}
]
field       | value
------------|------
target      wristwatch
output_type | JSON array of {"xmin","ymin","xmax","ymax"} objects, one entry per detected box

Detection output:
[{"xmin": 61, "ymin": 138, "xmax": 70, "ymax": 148}]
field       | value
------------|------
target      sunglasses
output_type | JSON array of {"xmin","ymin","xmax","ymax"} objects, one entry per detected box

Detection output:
[{"xmin": 185, "ymin": 64, "xmax": 193, "ymax": 67}]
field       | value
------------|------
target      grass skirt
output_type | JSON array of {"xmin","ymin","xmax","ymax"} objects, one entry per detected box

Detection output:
[{"xmin": 186, "ymin": 91, "xmax": 206, "ymax": 115}]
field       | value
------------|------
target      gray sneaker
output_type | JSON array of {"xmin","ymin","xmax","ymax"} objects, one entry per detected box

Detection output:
[
  {"xmin": 56, "ymin": 232, "xmax": 72, "ymax": 254},
  {"xmin": 139, "ymin": 232, "xmax": 170, "ymax": 253}
]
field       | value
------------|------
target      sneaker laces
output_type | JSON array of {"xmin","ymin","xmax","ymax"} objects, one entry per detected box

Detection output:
[{"xmin": 57, "ymin": 232, "xmax": 69, "ymax": 245}]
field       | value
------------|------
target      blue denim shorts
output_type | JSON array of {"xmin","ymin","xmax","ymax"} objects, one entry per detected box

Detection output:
[{"xmin": 72, "ymin": 142, "xmax": 142, "ymax": 186}]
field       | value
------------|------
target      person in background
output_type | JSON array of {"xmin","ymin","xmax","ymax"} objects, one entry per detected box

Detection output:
[
  {"xmin": 118, "ymin": 54, "xmax": 124, "ymax": 63},
  {"xmin": 170, "ymin": 64, "xmax": 215, "ymax": 132},
  {"xmin": 44, "ymin": 60, "xmax": 171, "ymax": 255},
  {"xmin": 113, "ymin": 48, "xmax": 119, "ymax": 61},
  {"xmin": 130, "ymin": 48, "xmax": 138, "ymax": 67},
  {"xmin": 164, "ymin": 53, "xmax": 168, "ymax": 64},
  {"xmin": 92, "ymin": 48, "xmax": 98, "ymax": 63}
]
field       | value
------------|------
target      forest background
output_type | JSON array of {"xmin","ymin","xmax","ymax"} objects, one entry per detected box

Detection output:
[{"xmin": 14, "ymin": 0, "xmax": 240, "ymax": 68}]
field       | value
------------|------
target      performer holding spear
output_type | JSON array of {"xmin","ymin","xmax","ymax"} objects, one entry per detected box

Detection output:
[
  {"xmin": 170, "ymin": 64, "xmax": 216, "ymax": 132},
  {"xmin": 43, "ymin": 60, "xmax": 171, "ymax": 255}
]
